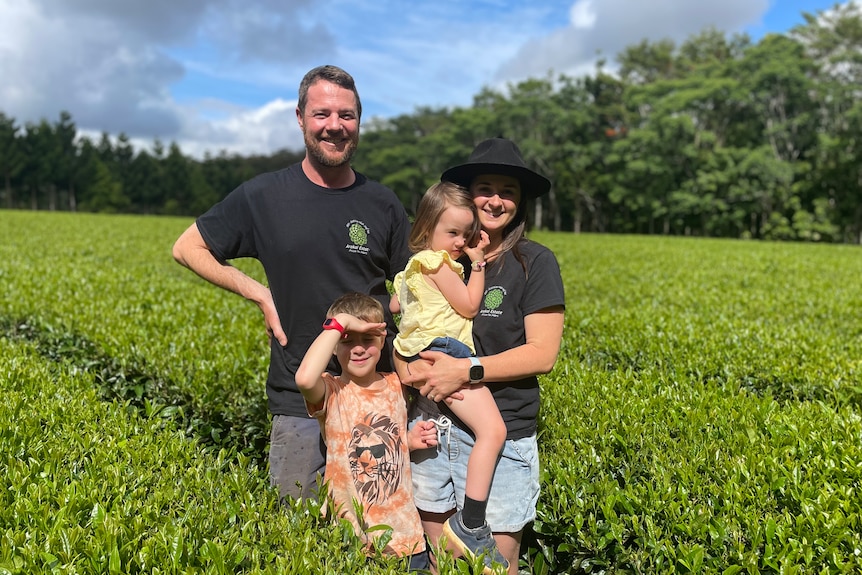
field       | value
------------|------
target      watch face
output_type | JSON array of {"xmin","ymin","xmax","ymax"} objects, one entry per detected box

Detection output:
[
  {"xmin": 322, "ymin": 318, "xmax": 346, "ymax": 336},
  {"xmin": 469, "ymin": 365, "xmax": 484, "ymax": 381}
]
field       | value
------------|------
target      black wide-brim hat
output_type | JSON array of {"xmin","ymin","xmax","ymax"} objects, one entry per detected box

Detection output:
[{"xmin": 441, "ymin": 138, "xmax": 551, "ymax": 198}]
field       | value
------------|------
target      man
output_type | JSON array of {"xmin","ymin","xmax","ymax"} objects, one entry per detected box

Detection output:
[{"xmin": 172, "ymin": 65, "xmax": 412, "ymax": 501}]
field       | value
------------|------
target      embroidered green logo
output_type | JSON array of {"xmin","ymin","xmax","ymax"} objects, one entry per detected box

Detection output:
[{"xmin": 484, "ymin": 288, "xmax": 504, "ymax": 310}]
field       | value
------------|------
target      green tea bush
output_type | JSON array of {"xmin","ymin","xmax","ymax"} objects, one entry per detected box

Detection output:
[
  {"xmin": 3, "ymin": 211, "xmax": 862, "ymax": 573},
  {"xmin": 0, "ymin": 211, "xmax": 272, "ymax": 457},
  {"xmin": 0, "ymin": 338, "xmax": 440, "ymax": 574},
  {"xmin": 0, "ymin": 211, "xmax": 483, "ymax": 574},
  {"xmin": 530, "ymin": 232, "xmax": 862, "ymax": 573}
]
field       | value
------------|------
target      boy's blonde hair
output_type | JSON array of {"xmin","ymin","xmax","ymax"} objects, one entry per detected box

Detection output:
[
  {"xmin": 408, "ymin": 181, "xmax": 480, "ymax": 253},
  {"xmin": 326, "ymin": 292, "xmax": 384, "ymax": 324}
]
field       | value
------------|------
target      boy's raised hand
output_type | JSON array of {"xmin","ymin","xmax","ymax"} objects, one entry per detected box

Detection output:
[{"xmin": 332, "ymin": 313, "xmax": 387, "ymax": 337}]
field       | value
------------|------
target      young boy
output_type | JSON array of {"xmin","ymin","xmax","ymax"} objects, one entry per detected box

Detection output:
[{"xmin": 295, "ymin": 292, "xmax": 437, "ymax": 571}]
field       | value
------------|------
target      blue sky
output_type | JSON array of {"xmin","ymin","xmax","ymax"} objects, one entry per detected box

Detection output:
[{"xmin": 0, "ymin": 0, "xmax": 848, "ymax": 158}]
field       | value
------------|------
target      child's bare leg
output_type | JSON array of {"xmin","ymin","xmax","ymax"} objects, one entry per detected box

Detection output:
[
  {"xmin": 445, "ymin": 385, "xmax": 506, "ymax": 502},
  {"xmin": 396, "ymin": 356, "xmax": 433, "ymax": 388},
  {"xmin": 441, "ymin": 385, "xmax": 509, "ymax": 572}
]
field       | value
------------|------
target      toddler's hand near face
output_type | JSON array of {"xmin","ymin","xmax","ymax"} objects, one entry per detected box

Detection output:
[{"xmin": 465, "ymin": 230, "xmax": 490, "ymax": 262}]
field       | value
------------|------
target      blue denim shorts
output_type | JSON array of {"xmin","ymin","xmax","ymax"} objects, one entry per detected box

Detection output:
[
  {"xmin": 408, "ymin": 395, "xmax": 540, "ymax": 533},
  {"xmin": 403, "ymin": 336, "xmax": 473, "ymax": 362}
]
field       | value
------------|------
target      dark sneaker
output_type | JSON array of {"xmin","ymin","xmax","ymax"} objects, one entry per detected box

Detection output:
[{"xmin": 442, "ymin": 510, "xmax": 509, "ymax": 574}]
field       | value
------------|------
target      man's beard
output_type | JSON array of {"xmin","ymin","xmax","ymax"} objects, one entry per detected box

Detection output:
[{"xmin": 304, "ymin": 130, "xmax": 359, "ymax": 168}]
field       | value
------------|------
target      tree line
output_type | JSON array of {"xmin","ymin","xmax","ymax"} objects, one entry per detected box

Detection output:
[{"xmin": 2, "ymin": 4, "xmax": 861, "ymax": 242}]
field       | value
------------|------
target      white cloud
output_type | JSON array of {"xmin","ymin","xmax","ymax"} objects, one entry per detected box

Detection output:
[
  {"xmin": 0, "ymin": 0, "xmax": 183, "ymax": 136},
  {"xmin": 0, "ymin": 0, "xmax": 331, "ymax": 157},
  {"xmin": 497, "ymin": 0, "xmax": 771, "ymax": 83},
  {"xmin": 570, "ymin": 0, "xmax": 597, "ymax": 29},
  {"xmin": 0, "ymin": 0, "xmax": 821, "ymax": 160},
  {"xmin": 177, "ymin": 98, "xmax": 304, "ymax": 158}
]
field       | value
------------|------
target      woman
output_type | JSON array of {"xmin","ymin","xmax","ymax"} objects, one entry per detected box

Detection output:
[{"xmin": 399, "ymin": 138, "xmax": 565, "ymax": 574}]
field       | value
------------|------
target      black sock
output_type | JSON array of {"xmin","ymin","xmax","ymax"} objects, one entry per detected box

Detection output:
[{"xmin": 461, "ymin": 496, "xmax": 488, "ymax": 530}]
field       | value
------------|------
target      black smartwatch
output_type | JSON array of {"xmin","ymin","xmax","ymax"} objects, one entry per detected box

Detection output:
[{"xmin": 468, "ymin": 357, "xmax": 484, "ymax": 383}]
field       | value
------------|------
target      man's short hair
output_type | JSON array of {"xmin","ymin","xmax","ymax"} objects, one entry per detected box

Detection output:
[{"xmin": 297, "ymin": 65, "xmax": 362, "ymax": 120}]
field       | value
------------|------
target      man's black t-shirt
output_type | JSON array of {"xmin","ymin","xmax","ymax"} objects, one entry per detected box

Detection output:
[{"xmin": 196, "ymin": 163, "xmax": 412, "ymax": 417}]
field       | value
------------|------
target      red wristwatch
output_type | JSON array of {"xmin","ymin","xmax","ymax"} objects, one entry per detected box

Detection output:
[{"xmin": 322, "ymin": 317, "xmax": 347, "ymax": 337}]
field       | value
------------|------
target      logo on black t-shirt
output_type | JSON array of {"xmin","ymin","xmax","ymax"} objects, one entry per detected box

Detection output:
[
  {"xmin": 345, "ymin": 220, "xmax": 371, "ymax": 255},
  {"xmin": 480, "ymin": 286, "xmax": 507, "ymax": 318}
]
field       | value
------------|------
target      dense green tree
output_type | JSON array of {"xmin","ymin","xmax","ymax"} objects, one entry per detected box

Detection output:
[
  {"xmin": 3, "ymin": 4, "xmax": 862, "ymax": 242},
  {"xmin": 77, "ymin": 137, "xmax": 128, "ymax": 213},
  {"xmin": 113, "ymin": 133, "xmax": 135, "ymax": 209},
  {"xmin": 618, "ymin": 38, "xmax": 678, "ymax": 85},
  {"xmin": 358, "ymin": 107, "xmax": 462, "ymax": 212},
  {"xmin": 737, "ymin": 34, "xmax": 819, "ymax": 238},
  {"xmin": 128, "ymin": 150, "xmax": 161, "ymax": 214},
  {"xmin": 559, "ymin": 67, "xmax": 628, "ymax": 233},
  {"xmin": 54, "ymin": 111, "xmax": 79, "ymax": 211},
  {"xmin": 618, "ymin": 33, "xmax": 749, "ymax": 235},
  {"xmin": 0, "ymin": 113, "xmax": 25, "ymax": 209},
  {"xmin": 794, "ymin": 1, "xmax": 862, "ymax": 241},
  {"xmin": 161, "ymin": 142, "xmax": 193, "ymax": 215},
  {"xmin": 201, "ymin": 151, "xmax": 237, "ymax": 206},
  {"xmin": 20, "ymin": 119, "xmax": 62, "ymax": 210}
]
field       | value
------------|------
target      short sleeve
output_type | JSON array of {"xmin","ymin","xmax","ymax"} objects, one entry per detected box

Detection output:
[{"xmin": 403, "ymin": 250, "xmax": 464, "ymax": 296}]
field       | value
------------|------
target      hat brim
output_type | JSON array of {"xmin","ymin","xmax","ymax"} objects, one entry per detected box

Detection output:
[{"xmin": 441, "ymin": 162, "xmax": 551, "ymax": 198}]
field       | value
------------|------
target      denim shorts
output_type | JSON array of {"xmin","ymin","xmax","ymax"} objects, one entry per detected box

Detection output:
[
  {"xmin": 408, "ymin": 395, "xmax": 540, "ymax": 533},
  {"xmin": 402, "ymin": 336, "xmax": 473, "ymax": 362}
]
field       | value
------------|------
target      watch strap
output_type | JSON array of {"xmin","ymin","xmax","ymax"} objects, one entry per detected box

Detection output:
[{"xmin": 322, "ymin": 317, "xmax": 347, "ymax": 336}]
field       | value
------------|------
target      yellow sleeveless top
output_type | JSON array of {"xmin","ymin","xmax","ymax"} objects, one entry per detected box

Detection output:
[{"xmin": 393, "ymin": 249, "xmax": 475, "ymax": 357}]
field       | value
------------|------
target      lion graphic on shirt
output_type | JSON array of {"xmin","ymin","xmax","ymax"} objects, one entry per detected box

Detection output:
[{"xmin": 348, "ymin": 413, "xmax": 404, "ymax": 506}]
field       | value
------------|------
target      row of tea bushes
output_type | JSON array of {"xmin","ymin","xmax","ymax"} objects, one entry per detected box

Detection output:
[
  {"xmin": 0, "ymin": 337, "xmax": 441, "ymax": 574},
  {"xmin": 5, "ymin": 210, "xmax": 862, "ymax": 572},
  {"xmin": 529, "ymin": 232, "xmax": 862, "ymax": 573},
  {"xmin": 0, "ymin": 211, "xmax": 273, "ymax": 457},
  {"xmin": 535, "ymin": 364, "xmax": 862, "ymax": 573}
]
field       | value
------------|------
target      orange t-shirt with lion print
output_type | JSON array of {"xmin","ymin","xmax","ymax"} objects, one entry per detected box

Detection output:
[{"xmin": 308, "ymin": 372, "xmax": 425, "ymax": 558}]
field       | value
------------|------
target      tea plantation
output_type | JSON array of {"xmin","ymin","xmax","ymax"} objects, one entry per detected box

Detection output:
[{"xmin": 1, "ymin": 210, "xmax": 860, "ymax": 574}]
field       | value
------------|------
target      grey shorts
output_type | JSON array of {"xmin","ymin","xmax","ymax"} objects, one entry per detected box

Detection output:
[
  {"xmin": 268, "ymin": 414, "xmax": 326, "ymax": 501},
  {"xmin": 408, "ymin": 396, "xmax": 540, "ymax": 533}
]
